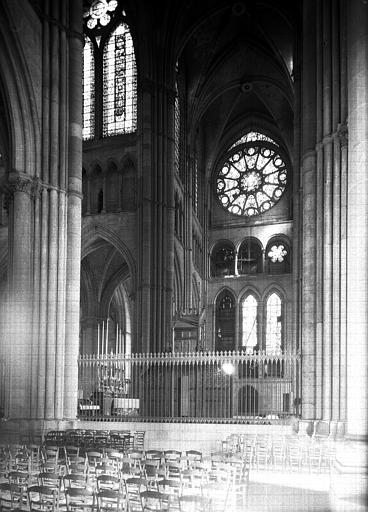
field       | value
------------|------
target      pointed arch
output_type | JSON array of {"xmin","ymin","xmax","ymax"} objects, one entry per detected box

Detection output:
[
  {"xmin": 263, "ymin": 285, "xmax": 286, "ymax": 354},
  {"xmin": 120, "ymin": 154, "xmax": 136, "ymax": 211},
  {"xmin": 81, "ymin": 223, "xmax": 136, "ymax": 293},
  {"xmin": 191, "ymin": 275, "xmax": 200, "ymax": 314},
  {"xmin": 0, "ymin": 6, "xmax": 40, "ymax": 176},
  {"xmin": 105, "ymin": 160, "xmax": 119, "ymax": 212},
  {"xmin": 239, "ymin": 288, "xmax": 261, "ymax": 352},
  {"xmin": 173, "ymin": 250, "xmax": 183, "ymax": 317},
  {"xmin": 215, "ymin": 288, "xmax": 236, "ymax": 352},
  {"xmin": 83, "ymin": 35, "xmax": 95, "ymax": 141}
]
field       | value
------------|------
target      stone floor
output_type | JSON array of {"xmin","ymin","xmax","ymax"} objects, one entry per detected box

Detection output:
[{"xmin": 244, "ymin": 470, "xmax": 331, "ymax": 512}]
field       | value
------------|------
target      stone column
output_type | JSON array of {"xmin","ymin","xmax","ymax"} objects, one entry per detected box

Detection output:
[
  {"xmin": 300, "ymin": 0, "xmax": 317, "ymax": 420},
  {"xmin": 137, "ymin": 78, "xmax": 175, "ymax": 353},
  {"xmin": 63, "ymin": 0, "xmax": 83, "ymax": 420},
  {"xmin": 5, "ymin": 174, "xmax": 33, "ymax": 420},
  {"xmin": 330, "ymin": 0, "xmax": 368, "ymax": 509}
]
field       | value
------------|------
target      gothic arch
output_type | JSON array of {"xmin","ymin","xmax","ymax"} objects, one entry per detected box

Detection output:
[
  {"xmin": 81, "ymin": 223, "xmax": 137, "ymax": 292},
  {"xmin": 238, "ymin": 285, "xmax": 261, "ymax": 306},
  {"xmin": 99, "ymin": 264, "xmax": 131, "ymax": 318},
  {"xmin": 262, "ymin": 282, "xmax": 287, "ymax": 303},
  {"xmin": 191, "ymin": 274, "xmax": 200, "ymax": 314},
  {"xmin": 0, "ymin": 6, "xmax": 39, "ymax": 176},
  {"xmin": 173, "ymin": 249, "xmax": 183, "ymax": 316},
  {"xmin": 214, "ymin": 287, "xmax": 236, "ymax": 352},
  {"xmin": 80, "ymin": 258, "xmax": 99, "ymax": 318}
]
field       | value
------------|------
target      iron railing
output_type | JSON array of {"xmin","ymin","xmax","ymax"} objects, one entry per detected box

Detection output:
[{"xmin": 77, "ymin": 351, "xmax": 300, "ymax": 423}]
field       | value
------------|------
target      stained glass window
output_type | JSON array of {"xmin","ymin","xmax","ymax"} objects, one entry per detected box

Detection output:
[
  {"xmin": 216, "ymin": 291, "xmax": 235, "ymax": 352},
  {"xmin": 103, "ymin": 23, "xmax": 137, "ymax": 136},
  {"xmin": 230, "ymin": 131, "xmax": 278, "ymax": 149},
  {"xmin": 83, "ymin": 36, "xmax": 95, "ymax": 141},
  {"xmin": 268, "ymin": 244, "xmax": 287, "ymax": 263},
  {"xmin": 241, "ymin": 295, "xmax": 258, "ymax": 351},
  {"xmin": 265, "ymin": 293, "xmax": 282, "ymax": 353},
  {"xmin": 217, "ymin": 132, "xmax": 287, "ymax": 217},
  {"xmin": 193, "ymin": 158, "xmax": 198, "ymax": 214},
  {"xmin": 174, "ymin": 84, "xmax": 180, "ymax": 173}
]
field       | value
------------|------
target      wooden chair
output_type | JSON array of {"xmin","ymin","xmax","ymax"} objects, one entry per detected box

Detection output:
[
  {"xmin": 157, "ymin": 479, "xmax": 181, "ymax": 511},
  {"xmin": 65, "ymin": 488, "xmax": 95, "ymax": 512},
  {"xmin": 96, "ymin": 474, "xmax": 121, "ymax": 492},
  {"xmin": 27, "ymin": 485, "xmax": 58, "ymax": 512},
  {"xmin": 125, "ymin": 477, "xmax": 147, "ymax": 512},
  {"xmin": 96, "ymin": 489, "xmax": 124, "ymax": 512},
  {"xmin": 185, "ymin": 451, "xmax": 202, "ymax": 469},
  {"xmin": 140, "ymin": 490, "xmax": 169, "ymax": 512},
  {"xmin": 0, "ymin": 482, "xmax": 24, "ymax": 512},
  {"xmin": 63, "ymin": 474, "xmax": 89, "ymax": 491}
]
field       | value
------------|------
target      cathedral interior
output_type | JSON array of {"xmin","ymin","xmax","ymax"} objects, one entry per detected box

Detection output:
[{"xmin": 0, "ymin": 0, "xmax": 367, "ymax": 510}]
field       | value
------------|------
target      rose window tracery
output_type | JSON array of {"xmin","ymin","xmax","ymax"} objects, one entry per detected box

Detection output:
[
  {"xmin": 84, "ymin": 0, "xmax": 118, "ymax": 29},
  {"xmin": 216, "ymin": 134, "xmax": 288, "ymax": 217}
]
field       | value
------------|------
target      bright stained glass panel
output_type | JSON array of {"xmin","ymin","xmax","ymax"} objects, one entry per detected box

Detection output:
[
  {"xmin": 103, "ymin": 23, "xmax": 137, "ymax": 136},
  {"xmin": 193, "ymin": 158, "xmax": 198, "ymax": 214},
  {"xmin": 230, "ymin": 131, "xmax": 278, "ymax": 149},
  {"xmin": 266, "ymin": 293, "xmax": 282, "ymax": 354},
  {"xmin": 241, "ymin": 295, "xmax": 258, "ymax": 351},
  {"xmin": 216, "ymin": 133, "xmax": 287, "ymax": 217},
  {"xmin": 83, "ymin": 36, "xmax": 95, "ymax": 141},
  {"xmin": 174, "ymin": 86, "xmax": 180, "ymax": 173}
]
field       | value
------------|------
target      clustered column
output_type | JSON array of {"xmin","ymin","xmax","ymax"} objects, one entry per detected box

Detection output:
[
  {"xmin": 3, "ymin": 0, "xmax": 82, "ymax": 426},
  {"xmin": 137, "ymin": 78, "xmax": 175, "ymax": 353}
]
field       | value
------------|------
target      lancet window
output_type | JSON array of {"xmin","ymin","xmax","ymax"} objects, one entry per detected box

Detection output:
[
  {"xmin": 241, "ymin": 294, "xmax": 258, "ymax": 352},
  {"xmin": 265, "ymin": 292, "xmax": 283, "ymax": 354},
  {"xmin": 83, "ymin": 1, "xmax": 137, "ymax": 140}
]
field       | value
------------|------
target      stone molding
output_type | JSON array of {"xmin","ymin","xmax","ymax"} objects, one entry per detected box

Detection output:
[
  {"xmin": 315, "ymin": 124, "xmax": 348, "ymax": 150},
  {"xmin": 1, "ymin": 174, "xmax": 73, "ymax": 211},
  {"xmin": 337, "ymin": 123, "xmax": 348, "ymax": 147}
]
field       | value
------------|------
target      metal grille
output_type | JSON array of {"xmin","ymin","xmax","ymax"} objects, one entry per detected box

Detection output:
[{"xmin": 78, "ymin": 351, "xmax": 300, "ymax": 423}]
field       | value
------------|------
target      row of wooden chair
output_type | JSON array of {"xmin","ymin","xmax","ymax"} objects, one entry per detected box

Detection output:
[
  {"xmin": 221, "ymin": 433, "xmax": 336, "ymax": 472},
  {"xmin": 0, "ymin": 469, "xmax": 243, "ymax": 511},
  {"xmin": 43, "ymin": 430, "xmax": 145, "ymax": 452}
]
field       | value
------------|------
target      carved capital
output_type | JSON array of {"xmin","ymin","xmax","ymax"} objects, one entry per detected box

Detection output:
[
  {"xmin": 337, "ymin": 123, "xmax": 348, "ymax": 147},
  {"xmin": 8, "ymin": 173, "xmax": 34, "ymax": 195},
  {"xmin": 1, "ymin": 174, "xmax": 45, "ymax": 211}
]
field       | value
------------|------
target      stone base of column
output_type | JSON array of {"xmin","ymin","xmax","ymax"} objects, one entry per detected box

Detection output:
[
  {"xmin": 329, "ymin": 439, "xmax": 368, "ymax": 512},
  {"xmin": 312, "ymin": 420, "xmax": 346, "ymax": 439},
  {"xmin": 297, "ymin": 419, "xmax": 314, "ymax": 436}
]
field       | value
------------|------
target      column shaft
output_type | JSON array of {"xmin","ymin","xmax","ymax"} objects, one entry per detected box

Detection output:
[{"xmin": 346, "ymin": 0, "xmax": 368, "ymax": 439}]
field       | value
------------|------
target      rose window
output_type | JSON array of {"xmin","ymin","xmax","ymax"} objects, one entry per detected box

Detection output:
[{"xmin": 216, "ymin": 135, "xmax": 288, "ymax": 217}]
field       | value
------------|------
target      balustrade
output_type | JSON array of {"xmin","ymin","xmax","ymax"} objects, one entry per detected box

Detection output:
[{"xmin": 77, "ymin": 351, "xmax": 300, "ymax": 423}]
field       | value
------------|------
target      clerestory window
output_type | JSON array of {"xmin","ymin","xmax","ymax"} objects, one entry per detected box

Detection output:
[{"xmin": 83, "ymin": 1, "xmax": 137, "ymax": 140}]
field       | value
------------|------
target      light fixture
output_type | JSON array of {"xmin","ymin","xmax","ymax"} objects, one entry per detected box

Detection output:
[{"xmin": 222, "ymin": 362, "xmax": 235, "ymax": 375}]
